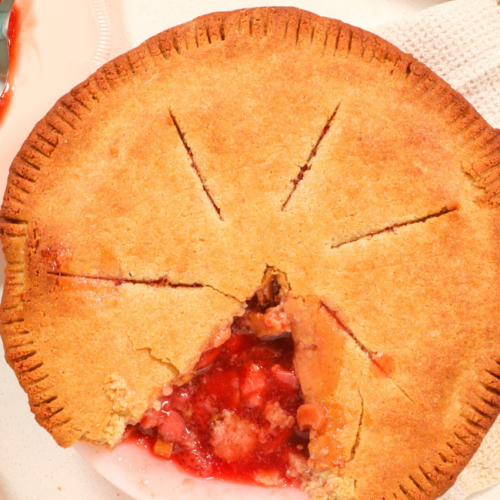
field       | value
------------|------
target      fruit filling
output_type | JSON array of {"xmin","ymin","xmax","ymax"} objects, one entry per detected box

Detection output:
[{"xmin": 127, "ymin": 285, "xmax": 311, "ymax": 487}]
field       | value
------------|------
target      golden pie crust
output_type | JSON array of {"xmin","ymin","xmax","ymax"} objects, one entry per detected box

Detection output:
[{"xmin": 2, "ymin": 6, "xmax": 500, "ymax": 500}]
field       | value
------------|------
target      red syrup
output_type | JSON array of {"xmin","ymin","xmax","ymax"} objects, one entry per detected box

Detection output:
[
  {"xmin": 0, "ymin": 2, "xmax": 20, "ymax": 126},
  {"xmin": 127, "ymin": 323, "xmax": 310, "ymax": 487}
]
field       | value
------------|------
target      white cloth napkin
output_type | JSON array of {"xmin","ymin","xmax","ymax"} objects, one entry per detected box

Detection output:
[{"xmin": 375, "ymin": 0, "xmax": 500, "ymax": 129}]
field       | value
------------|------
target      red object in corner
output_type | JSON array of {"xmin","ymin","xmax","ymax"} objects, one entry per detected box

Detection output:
[{"xmin": 0, "ymin": 3, "xmax": 21, "ymax": 126}]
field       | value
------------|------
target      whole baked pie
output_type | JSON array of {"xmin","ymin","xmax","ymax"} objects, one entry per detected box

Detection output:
[{"xmin": 1, "ymin": 6, "xmax": 500, "ymax": 500}]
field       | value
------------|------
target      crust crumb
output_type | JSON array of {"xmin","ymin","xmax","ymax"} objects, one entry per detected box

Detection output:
[
  {"xmin": 254, "ymin": 469, "xmax": 287, "ymax": 487},
  {"xmin": 210, "ymin": 410, "xmax": 258, "ymax": 462},
  {"xmin": 264, "ymin": 401, "xmax": 295, "ymax": 430},
  {"xmin": 99, "ymin": 375, "xmax": 139, "ymax": 446},
  {"xmin": 304, "ymin": 471, "xmax": 356, "ymax": 500},
  {"xmin": 101, "ymin": 413, "xmax": 128, "ymax": 447},
  {"xmin": 104, "ymin": 374, "xmax": 135, "ymax": 413}
]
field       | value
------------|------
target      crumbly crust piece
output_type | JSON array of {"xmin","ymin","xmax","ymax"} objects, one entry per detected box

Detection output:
[{"xmin": 1, "ymin": 6, "xmax": 500, "ymax": 500}]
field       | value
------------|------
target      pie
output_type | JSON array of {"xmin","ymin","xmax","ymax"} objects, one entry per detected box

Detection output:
[{"xmin": 1, "ymin": 6, "xmax": 500, "ymax": 500}]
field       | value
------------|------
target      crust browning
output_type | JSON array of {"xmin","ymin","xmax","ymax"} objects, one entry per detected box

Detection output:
[{"xmin": 1, "ymin": 7, "xmax": 500, "ymax": 500}]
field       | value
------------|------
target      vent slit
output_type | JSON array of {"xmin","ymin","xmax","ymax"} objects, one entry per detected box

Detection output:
[
  {"xmin": 47, "ymin": 272, "xmax": 240, "ymax": 303},
  {"xmin": 320, "ymin": 302, "xmax": 415, "ymax": 404},
  {"xmin": 282, "ymin": 102, "xmax": 341, "ymax": 210},
  {"xmin": 350, "ymin": 390, "xmax": 364, "ymax": 460},
  {"xmin": 331, "ymin": 206, "xmax": 457, "ymax": 249},
  {"xmin": 169, "ymin": 110, "xmax": 223, "ymax": 220}
]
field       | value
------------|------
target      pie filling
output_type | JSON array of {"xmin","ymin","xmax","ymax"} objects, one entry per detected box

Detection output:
[{"xmin": 126, "ymin": 277, "xmax": 314, "ymax": 487}]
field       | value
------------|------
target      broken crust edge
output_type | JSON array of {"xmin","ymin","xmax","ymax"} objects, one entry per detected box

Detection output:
[
  {"xmin": 0, "ymin": 6, "xmax": 499, "ymax": 500},
  {"xmin": 1, "ymin": 6, "xmax": 500, "ymax": 220}
]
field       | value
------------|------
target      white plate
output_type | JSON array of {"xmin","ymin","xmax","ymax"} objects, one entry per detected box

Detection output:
[
  {"xmin": 76, "ymin": 440, "xmax": 307, "ymax": 500},
  {"xmin": 75, "ymin": 437, "xmax": 500, "ymax": 500}
]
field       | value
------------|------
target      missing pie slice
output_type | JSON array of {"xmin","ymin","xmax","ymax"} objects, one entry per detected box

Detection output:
[{"xmin": 2, "ymin": 6, "xmax": 500, "ymax": 500}]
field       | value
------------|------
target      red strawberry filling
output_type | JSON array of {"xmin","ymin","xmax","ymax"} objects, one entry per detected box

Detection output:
[{"xmin": 127, "ymin": 302, "xmax": 310, "ymax": 487}]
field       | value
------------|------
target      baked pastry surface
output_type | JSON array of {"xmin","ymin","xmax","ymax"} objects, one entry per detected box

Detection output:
[{"xmin": 1, "ymin": 7, "xmax": 500, "ymax": 500}]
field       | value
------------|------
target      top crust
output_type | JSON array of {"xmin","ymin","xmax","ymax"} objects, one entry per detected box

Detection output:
[{"xmin": 2, "ymin": 6, "xmax": 500, "ymax": 500}]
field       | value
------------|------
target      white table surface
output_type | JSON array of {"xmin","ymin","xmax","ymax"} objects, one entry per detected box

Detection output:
[{"xmin": 1, "ymin": 1, "xmax": 498, "ymax": 499}]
